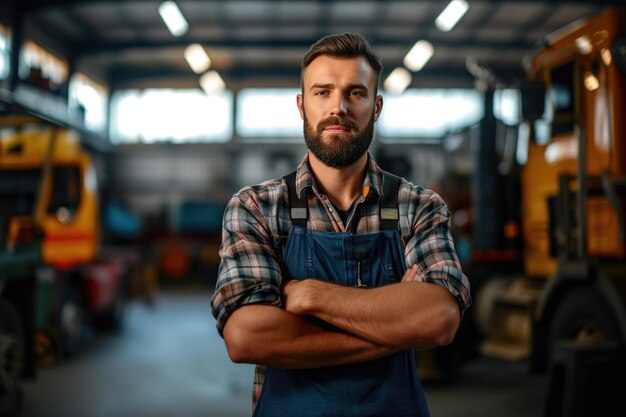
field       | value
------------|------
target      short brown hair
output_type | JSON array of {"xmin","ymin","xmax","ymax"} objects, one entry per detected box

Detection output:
[{"xmin": 301, "ymin": 32, "xmax": 383, "ymax": 93}]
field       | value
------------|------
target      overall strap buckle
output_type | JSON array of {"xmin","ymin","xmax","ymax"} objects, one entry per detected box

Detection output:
[
  {"xmin": 284, "ymin": 170, "xmax": 307, "ymax": 228},
  {"xmin": 380, "ymin": 171, "xmax": 401, "ymax": 231}
]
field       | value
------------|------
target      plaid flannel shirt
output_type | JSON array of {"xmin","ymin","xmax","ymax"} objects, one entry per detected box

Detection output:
[{"xmin": 211, "ymin": 153, "xmax": 471, "ymax": 410}]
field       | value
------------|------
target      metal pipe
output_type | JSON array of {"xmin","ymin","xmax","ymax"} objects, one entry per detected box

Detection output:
[{"xmin": 575, "ymin": 122, "xmax": 587, "ymax": 259}]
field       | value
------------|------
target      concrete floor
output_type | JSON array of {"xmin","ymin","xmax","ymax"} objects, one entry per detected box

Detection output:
[{"xmin": 22, "ymin": 289, "xmax": 549, "ymax": 417}]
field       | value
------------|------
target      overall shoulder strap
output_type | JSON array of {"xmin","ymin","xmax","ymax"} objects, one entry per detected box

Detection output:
[
  {"xmin": 380, "ymin": 171, "xmax": 401, "ymax": 231},
  {"xmin": 284, "ymin": 170, "xmax": 307, "ymax": 228}
]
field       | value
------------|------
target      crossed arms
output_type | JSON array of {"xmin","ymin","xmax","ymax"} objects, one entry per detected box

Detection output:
[{"xmin": 223, "ymin": 264, "xmax": 460, "ymax": 369}]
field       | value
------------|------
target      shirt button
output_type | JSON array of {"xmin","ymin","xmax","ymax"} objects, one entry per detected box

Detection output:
[{"xmin": 328, "ymin": 207, "xmax": 334, "ymax": 213}]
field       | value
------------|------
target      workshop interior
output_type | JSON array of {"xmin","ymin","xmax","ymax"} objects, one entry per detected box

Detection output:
[{"xmin": 1, "ymin": 1, "xmax": 626, "ymax": 416}]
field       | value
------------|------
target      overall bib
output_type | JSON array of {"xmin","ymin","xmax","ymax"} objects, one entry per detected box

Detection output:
[{"xmin": 253, "ymin": 171, "xmax": 431, "ymax": 417}]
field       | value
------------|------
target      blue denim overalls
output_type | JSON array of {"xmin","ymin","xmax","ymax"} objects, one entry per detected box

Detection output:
[{"xmin": 253, "ymin": 171, "xmax": 431, "ymax": 417}]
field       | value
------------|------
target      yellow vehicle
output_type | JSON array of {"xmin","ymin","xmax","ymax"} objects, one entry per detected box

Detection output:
[
  {"xmin": 2, "ymin": 126, "xmax": 99, "ymax": 265},
  {"xmin": 0, "ymin": 120, "xmax": 134, "ymax": 363},
  {"xmin": 476, "ymin": 8, "xmax": 626, "ymax": 384}
]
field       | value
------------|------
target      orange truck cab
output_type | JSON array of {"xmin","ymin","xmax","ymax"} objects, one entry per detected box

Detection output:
[
  {"xmin": 518, "ymin": 9, "xmax": 626, "ymax": 372},
  {"xmin": 472, "ymin": 10, "xmax": 626, "ymax": 396}
]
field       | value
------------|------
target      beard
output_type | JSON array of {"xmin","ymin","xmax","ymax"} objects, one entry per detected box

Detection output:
[{"xmin": 303, "ymin": 111, "xmax": 375, "ymax": 169}]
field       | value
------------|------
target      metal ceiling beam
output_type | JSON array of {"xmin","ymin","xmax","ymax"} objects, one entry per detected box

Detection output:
[
  {"xmin": 75, "ymin": 37, "xmax": 532, "ymax": 58},
  {"xmin": 18, "ymin": 0, "xmax": 626, "ymax": 14},
  {"xmin": 107, "ymin": 64, "xmax": 525, "ymax": 90}
]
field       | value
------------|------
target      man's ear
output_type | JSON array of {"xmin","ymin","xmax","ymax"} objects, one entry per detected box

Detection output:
[
  {"xmin": 297, "ymin": 94, "xmax": 305, "ymax": 120},
  {"xmin": 373, "ymin": 94, "xmax": 383, "ymax": 122}
]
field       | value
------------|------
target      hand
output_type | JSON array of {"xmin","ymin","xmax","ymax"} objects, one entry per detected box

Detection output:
[
  {"xmin": 401, "ymin": 264, "xmax": 419, "ymax": 282},
  {"xmin": 282, "ymin": 279, "xmax": 316, "ymax": 316}
]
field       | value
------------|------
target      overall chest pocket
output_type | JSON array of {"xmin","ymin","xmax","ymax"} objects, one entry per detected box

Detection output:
[{"xmin": 283, "ymin": 228, "xmax": 406, "ymax": 288}]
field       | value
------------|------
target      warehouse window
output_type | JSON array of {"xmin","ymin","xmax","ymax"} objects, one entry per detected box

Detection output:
[
  {"xmin": 237, "ymin": 88, "xmax": 302, "ymax": 139},
  {"xmin": 0, "ymin": 24, "xmax": 9, "ymax": 80},
  {"xmin": 109, "ymin": 89, "xmax": 233, "ymax": 144},
  {"xmin": 494, "ymin": 89, "xmax": 521, "ymax": 126},
  {"xmin": 378, "ymin": 89, "xmax": 483, "ymax": 141},
  {"xmin": 68, "ymin": 73, "xmax": 108, "ymax": 132},
  {"xmin": 19, "ymin": 40, "xmax": 68, "ymax": 90}
]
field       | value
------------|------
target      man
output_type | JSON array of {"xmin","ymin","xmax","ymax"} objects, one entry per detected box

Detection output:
[{"xmin": 211, "ymin": 33, "xmax": 471, "ymax": 417}]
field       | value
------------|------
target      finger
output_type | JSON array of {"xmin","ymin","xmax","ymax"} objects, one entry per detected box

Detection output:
[
  {"xmin": 401, "ymin": 267, "xmax": 413, "ymax": 282},
  {"xmin": 402, "ymin": 264, "xmax": 419, "ymax": 282}
]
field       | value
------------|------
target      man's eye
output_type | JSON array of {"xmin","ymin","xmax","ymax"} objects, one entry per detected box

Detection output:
[
  {"xmin": 315, "ymin": 91, "xmax": 329, "ymax": 96},
  {"xmin": 349, "ymin": 90, "xmax": 365, "ymax": 97}
]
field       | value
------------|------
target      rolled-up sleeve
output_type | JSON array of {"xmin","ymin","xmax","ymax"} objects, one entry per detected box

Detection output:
[
  {"xmin": 403, "ymin": 188, "xmax": 472, "ymax": 315},
  {"xmin": 210, "ymin": 191, "xmax": 283, "ymax": 336}
]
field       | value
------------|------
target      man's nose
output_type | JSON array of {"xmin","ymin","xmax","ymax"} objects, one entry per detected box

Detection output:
[{"xmin": 329, "ymin": 95, "xmax": 347, "ymax": 116}]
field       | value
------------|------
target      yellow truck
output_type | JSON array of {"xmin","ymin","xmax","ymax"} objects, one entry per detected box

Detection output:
[
  {"xmin": 0, "ymin": 118, "xmax": 137, "ymax": 415},
  {"xmin": 474, "ymin": 8, "xmax": 626, "ymax": 397}
]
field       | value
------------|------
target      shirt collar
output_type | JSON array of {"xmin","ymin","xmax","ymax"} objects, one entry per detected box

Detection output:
[{"xmin": 294, "ymin": 152, "xmax": 384, "ymax": 199}]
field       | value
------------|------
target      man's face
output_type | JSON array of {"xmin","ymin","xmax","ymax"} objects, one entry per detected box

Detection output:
[{"xmin": 297, "ymin": 55, "xmax": 383, "ymax": 168}]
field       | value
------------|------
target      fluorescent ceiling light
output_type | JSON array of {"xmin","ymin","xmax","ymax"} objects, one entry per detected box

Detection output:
[
  {"xmin": 158, "ymin": 1, "xmax": 188, "ymax": 37},
  {"xmin": 584, "ymin": 71, "xmax": 599, "ymax": 91},
  {"xmin": 403, "ymin": 40, "xmax": 434, "ymax": 72},
  {"xmin": 184, "ymin": 44, "xmax": 211, "ymax": 73},
  {"xmin": 435, "ymin": 0, "xmax": 469, "ymax": 32},
  {"xmin": 200, "ymin": 70, "xmax": 225, "ymax": 94},
  {"xmin": 601, "ymin": 48, "xmax": 612, "ymax": 66},
  {"xmin": 575, "ymin": 35, "xmax": 592, "ymax": 55},
  {"xmin": 384, "ymin": 67, "xmax": 412, "ymax": 94}
]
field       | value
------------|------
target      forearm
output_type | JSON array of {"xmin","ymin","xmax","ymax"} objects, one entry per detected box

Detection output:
[
  {"xmin": 222, "ymin": 304, "xmax": 397, "ymax": 369},
  {"xmin": 286, "ymin": 279, "xmax": 460, "ymax": 349}
]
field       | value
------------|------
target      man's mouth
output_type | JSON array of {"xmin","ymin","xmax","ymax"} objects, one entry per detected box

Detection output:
[
  {"xmin": 323, "ymin": 125, "xmax": 352, "ymax": 133},
  {"xmin": 317, "ymin": 117, "xmax": 358, "ymax": 135}
]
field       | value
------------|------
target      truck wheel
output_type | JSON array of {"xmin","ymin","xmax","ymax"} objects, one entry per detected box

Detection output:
[
  {"xmin": 548, "ymin": 286, "xmax": 622, "ymax": 357},
  {"xmin": 0, "ymin": 300, "xmax": 25, "ymax": 417},
  {"xmin": 59, "ymin": 290, "xmax": 85, "ymax": 358}
]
